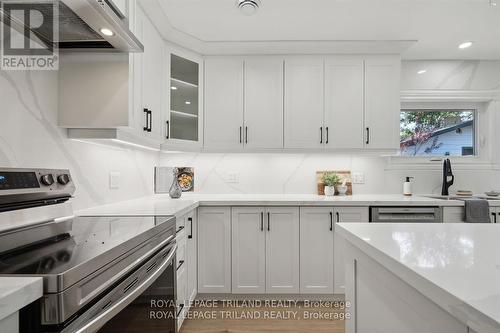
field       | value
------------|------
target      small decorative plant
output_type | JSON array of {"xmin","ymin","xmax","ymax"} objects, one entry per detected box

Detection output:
[
  {"xmin": 322, "ymin": 172, "xmax": 342, "ymax": 196},
  {"xmin": 322, "ymin": 172, "xmax": 342, "ymax": 187}
]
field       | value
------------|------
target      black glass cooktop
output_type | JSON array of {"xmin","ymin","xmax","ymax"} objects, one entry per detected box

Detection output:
[{"xmin": 0, "ymin": 215, "xmax": 175, "ymax": 276}]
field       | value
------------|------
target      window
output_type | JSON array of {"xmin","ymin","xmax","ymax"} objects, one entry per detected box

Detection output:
[{"xmin": 400, "ymin": 109, "xmax": 476, "ymax": 157}]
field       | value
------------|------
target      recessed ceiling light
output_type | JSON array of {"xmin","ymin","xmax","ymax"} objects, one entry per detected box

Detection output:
[
  {"xmin": 171, "ymin": 86, "xmax": 177, "ymax": 90},
  {"xmin": 185, "ymin": 101, "xmax": 191, "ymax": 105},
  {"xmin": 417, "ymin": 69, "xmax": 427, "ymax": 75},
  {"xmin": 458, "ymin": 41, "xmax": 473, "ymax": 49},
  {"xmin": 100, "ymin": 28, "xmax": 114, "ymax": 37}
]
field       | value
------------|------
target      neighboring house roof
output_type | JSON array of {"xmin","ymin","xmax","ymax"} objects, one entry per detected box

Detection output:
[
  {"xmin": 401, "ymin": 120, "xmax": 473, "ymax": 146},
  {"xmin": 430, "ymin": 120, "xmax": 473, "ymax": 137}
]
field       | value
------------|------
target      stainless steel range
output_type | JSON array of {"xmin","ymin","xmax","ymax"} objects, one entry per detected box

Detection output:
[{"xmin": 0, "ymin": 168, "xmax": 177, "ymax": 333}]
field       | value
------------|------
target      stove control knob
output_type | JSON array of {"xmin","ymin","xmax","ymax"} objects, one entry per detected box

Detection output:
[
  {"xmin": 40, "ymin": 174, "xmax": 55, "ymax": 186},
  {"xmin": 57, "ymin": 174, "xmax": 71, "ymax": 185}
]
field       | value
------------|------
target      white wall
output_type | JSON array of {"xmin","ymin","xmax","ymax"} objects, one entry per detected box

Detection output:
[
  {"xmin": 160, "ymin": 60, "xmax": 500, "ymax": 196},
  {"xmin": 0, "ymin": 70, "xmax": 160, "ymax": 210}
]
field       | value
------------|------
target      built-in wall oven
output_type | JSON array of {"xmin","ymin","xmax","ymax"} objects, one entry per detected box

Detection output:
[{"xmin": 0, "ymin": 168, "xmax": 178, "ymax": 333}]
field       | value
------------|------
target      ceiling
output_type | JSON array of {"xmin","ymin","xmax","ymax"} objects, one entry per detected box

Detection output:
[{"xmin": 150, "ymin": 0, "xmax": 500, "ymax": 59}]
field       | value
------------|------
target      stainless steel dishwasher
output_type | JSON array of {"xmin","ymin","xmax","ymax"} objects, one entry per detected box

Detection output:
[{"xmin": 370, "ymin": 207, "xmax": 443, "ymax": 223}]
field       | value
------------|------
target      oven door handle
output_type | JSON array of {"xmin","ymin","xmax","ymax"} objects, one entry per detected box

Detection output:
[
  {"xmin": 64, "ymin": 244, "xmax": 177, "ymax": 333},
  {"xmin": 79, "ymin": 233, "xmax": 175, "ymax": 307}
]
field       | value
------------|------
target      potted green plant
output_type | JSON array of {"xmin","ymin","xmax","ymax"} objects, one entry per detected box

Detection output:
[{"xmin": 322, "ymin": 172, "xmax": 342, "ymax": 196}]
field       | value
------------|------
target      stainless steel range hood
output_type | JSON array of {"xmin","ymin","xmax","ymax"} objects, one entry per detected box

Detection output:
[{"xmin": 2, "ymin": 0, "xmax": 143, "ymax": 52}]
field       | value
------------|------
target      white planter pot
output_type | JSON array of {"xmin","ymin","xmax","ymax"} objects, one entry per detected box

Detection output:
[
  {"xmin": 324, "ymin": 186, "xmax": 335, "ymax": 196},
  {"xmin": 336, "ymin": 185, "xmax": 348, "ymax": 196}
]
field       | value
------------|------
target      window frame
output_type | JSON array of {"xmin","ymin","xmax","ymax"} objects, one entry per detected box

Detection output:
[
  {"xmin": 399, "ymin": 108, "xmax": 477, "ymax": 158},
  {"xmin": 387, "ymin": 101, "xmax": 494, "ymax": 169}
]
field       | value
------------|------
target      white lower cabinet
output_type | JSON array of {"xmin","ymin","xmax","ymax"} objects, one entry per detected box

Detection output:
[
  {"xmin": 231, "ymin": 208, "xmax": 266, "ymax": 293},
  {"xmin": 198, "ymin": 205, "xmax": 368, "ymax": 296},
  {"xmin": 300, "ymin": 207, "xmax": 334, "ymax": 294},
  {"xmin": 231, "ymin": 207, "xmax": 300, "ymax": 294},
  {"xmin": 186, "ymin": 210, "xmax": 198, "ymax": 303},
  {"xmin": 333, "ymin": 207, "xmax": 369, "ymax": 294},
  {"xmin": 176, "ymin": 209, "xmax": 197, "ymax": 331},
  {"xmin": 265, "ymin": 207, "xmax": 300, "ymax": 293},
  {"xmin": 197, "ymin": 207, "xmax": 232, "ymax": 293}
]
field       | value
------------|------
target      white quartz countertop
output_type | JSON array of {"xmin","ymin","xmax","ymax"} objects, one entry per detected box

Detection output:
[
  {"xmin": 335, "ymin": 223, "xmax": 500, "ymax": 333},
  {"xmin": 0, "ymin": 277, "xmax": 43, "ymax": 321},
  {"xmin": 76, "ymin": 193, "xmax": 465, "ymax": 217}
]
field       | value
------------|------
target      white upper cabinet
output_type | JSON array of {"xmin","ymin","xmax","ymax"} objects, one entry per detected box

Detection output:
[
  {"xmin": 244, "ymin": 57, "xmax": 284, "ymax": 149},
  {"xmin": 364, "ymin": 55, "xmax": 401, "ymax": 149},
  {"xmin": 204, "ymin": 57, "xmax": 244, "ymax": 150},
  {"xmin": 139, "ymin": 6, "xmax": 164, "ymax": 141},
  {"xmin": 284, "ymin": 57, "xmax": 325, "ymax": 149},
  {"xmin": 324, "ymin": 56, "xmax": 365, "ymax": 149},
  {"xmin": 164, "ymin": 45, "xmax": 203, "ymax": 151}
]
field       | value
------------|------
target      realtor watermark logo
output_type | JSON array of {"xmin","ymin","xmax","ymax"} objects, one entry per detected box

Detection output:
[{"xmin": 1, "ymin": 0, "xmax": 59, "ymax": 70}]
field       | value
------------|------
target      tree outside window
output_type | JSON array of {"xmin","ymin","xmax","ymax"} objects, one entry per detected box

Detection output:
[{"xmin": 400, "ymin": 110, "xmax": 475, "ymax": 156}]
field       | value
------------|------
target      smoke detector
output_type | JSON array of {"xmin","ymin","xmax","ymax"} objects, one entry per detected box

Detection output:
[{"xmin": 237, "ymin": 0, "xmax": 261, "ymax": 15}]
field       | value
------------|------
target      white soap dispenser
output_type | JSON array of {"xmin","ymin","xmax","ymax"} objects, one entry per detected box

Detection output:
[{"xmin": 403, "ymin": 177, "xmax": 414, "ymax": 196}]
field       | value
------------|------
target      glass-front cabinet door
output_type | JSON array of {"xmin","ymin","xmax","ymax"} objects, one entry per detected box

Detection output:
[{"xmin": 164, "ymin": 46, "xmax": 203, "ymax": 150}]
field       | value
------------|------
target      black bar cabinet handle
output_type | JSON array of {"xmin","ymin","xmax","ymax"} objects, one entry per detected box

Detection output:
[
  {"xmin": 166, "ymin": 120, "xmax": 170, "ymax": 139},
  {"xmin": 366, "ymin": 127, "xmax": 370, "ymax": 144},
  {"xmin": 239, "ymin": 126, "xmax": 242, "ymax": 144},
  {"xmin": 188, "ymin": 217, "xmax": 193, "ymax": 239},
  {"xmin": 143, "ymin": 108, "xmax": 149, "ymax": 131},
  {"xmin": 336, "ymin": 212, "xmax": 340, "ymax": 222},
  {"xmin": 326, "ymin": 127, "xmax": 329, "ymax": 144},
  {"xmin": 329, "ymin": 212, "xmax": 333, "ymax": 231},
  {"xmin": 320, "ymin": 127, "xmax": 323, "ymax": 144},
  {"xmin": 245, "ymin": 126, "xmax": 248, "ymax": 144},
  {"xmin": 492, "ymin": 213, "xmax": 497, "ymax": 224},
  {"xmin": 260, "ymin": 212, "xmax": 264, "ymax": 231},
  {"xmin": 267, "ymin": 212, "xmax": 270, "ymax": 231},
  {"xmin": 148, "ymin": 110, "xmax": 152, "ymax": 132}
]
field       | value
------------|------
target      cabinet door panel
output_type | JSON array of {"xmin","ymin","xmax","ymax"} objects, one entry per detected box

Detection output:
[
  {"xmin": 198, "ymin": 207, "xmax": 231, "ymax": 293},
  {"xmin": 334, "ymin": 207, "xmax": 369, "ymax": 294},
  {"xmin": 232, "ymin": 207, "xmax": 266, "ymax": 293},
  {"xmin": 265, "ymin": 207, "xmax": 300, "ymax": 293},
  {"xmin": 140, "ymin": 9, "xmax": 164, "ymax": 140},
  {"xmin": 300, "ymin": 207, "xmax": 334, "ymax": 294},
  {"xmin": 244, "ymin": 57, "xmax": 284, "ymax": 149},
  {"xmin": 324, "ymin": 57, "xmax": 364, "ymax": 149},
  {"xmin": 204, "ymin": 57, "xmax": 244, "ymax": 149},
  {"xmin": 364, "ymin": 56, "xmax": 401, "ymax": 149},
  {"xmin": 187, "ymin": 210, "xmax": 197, "ymax": 302},
  {"xmin": 284, "ymin": 57, "xmax": 324, "ymax": 149}
]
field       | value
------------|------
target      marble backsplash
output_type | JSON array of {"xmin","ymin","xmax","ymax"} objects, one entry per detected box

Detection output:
[
  {"xmin": 159, "ymin": 152, "xmax": 500, "ymax": 196},
  {"xmin": 0, "ymin": 70, "xmax": 161, "ymax": 211}
]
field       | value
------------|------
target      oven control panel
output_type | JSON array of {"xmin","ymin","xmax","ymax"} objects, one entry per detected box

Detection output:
[{"xmin": 0, "ymin": 168, "xmax": 74, "ymax": 193}]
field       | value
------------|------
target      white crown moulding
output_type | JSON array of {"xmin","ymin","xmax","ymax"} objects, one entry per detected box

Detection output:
[{"xmin": 140, "ymin": 0, "xmax": 416, "ymax": 56}]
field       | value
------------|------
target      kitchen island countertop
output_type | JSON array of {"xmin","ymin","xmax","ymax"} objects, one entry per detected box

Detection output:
[{"xmin": 336, "ymin": 222, "xmax": 500, "ymax": 333}]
